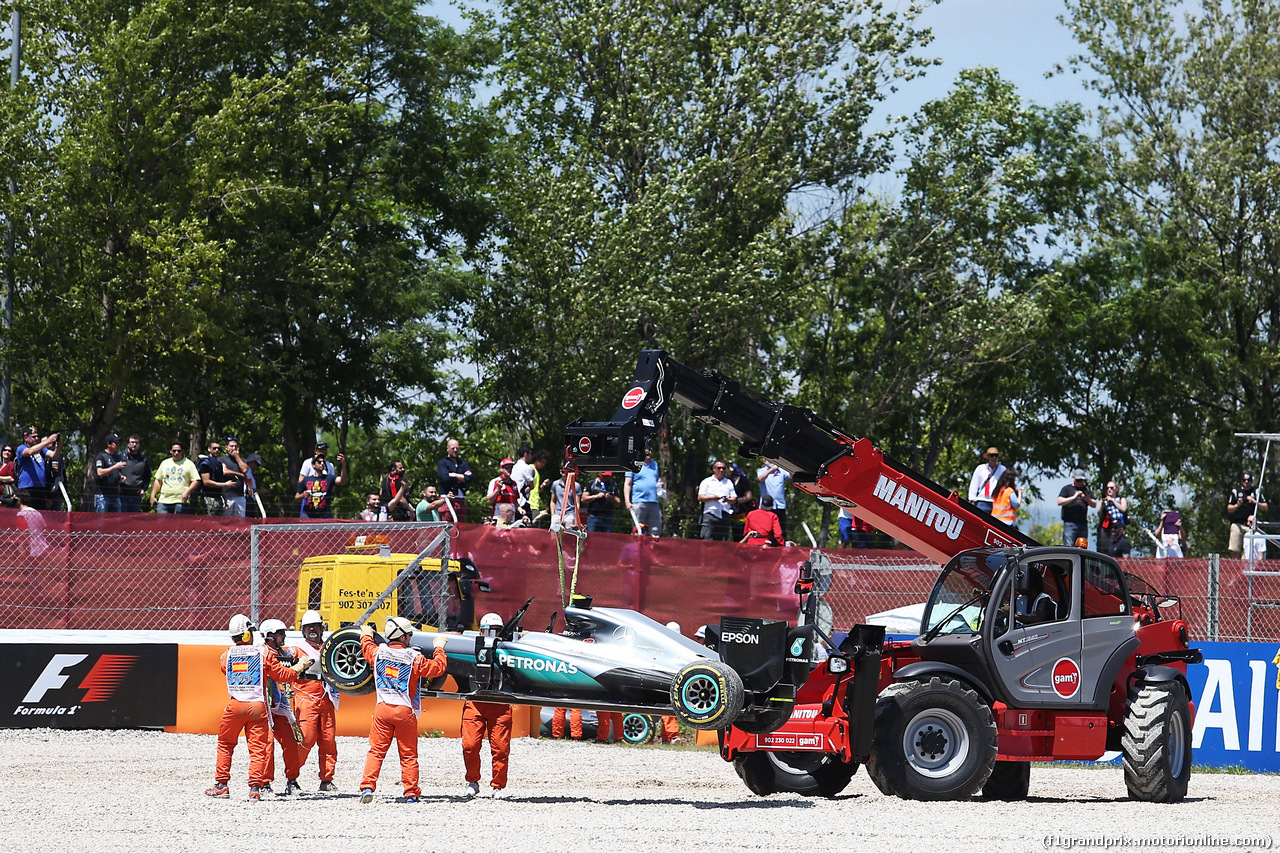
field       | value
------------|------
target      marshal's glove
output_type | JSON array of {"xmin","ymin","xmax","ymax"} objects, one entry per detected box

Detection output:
[
  {"xmin": 361, "ymin": 624, "xmax": 375, "ymax": 638},
  {"xmin": 432, "ymin": 635, "xmax": 448, "ymax": 650},
  {"xmin": 291, "ymin": 658, "xmax": 314, "ymax": 673}
]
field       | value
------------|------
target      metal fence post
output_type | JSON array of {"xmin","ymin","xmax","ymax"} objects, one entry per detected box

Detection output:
[
  {"xmin": 250, "ymin": 524, "xmax": 261, "ymax": 626},
  {"xmin": 1207, "ymin": 553, "xmax": 1219, "ymax": 642}
]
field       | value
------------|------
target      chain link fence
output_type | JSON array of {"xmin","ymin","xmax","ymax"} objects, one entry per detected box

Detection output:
[{"xmin": 2, "ymin": 513, "xmax": 1279, "ymax": 642}]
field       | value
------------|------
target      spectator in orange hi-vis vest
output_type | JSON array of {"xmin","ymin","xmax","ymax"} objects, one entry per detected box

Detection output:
[
  {"xmin": 289, "ymin": 610, "xmax": 340, "ymax": 792},
  {"xmin": 205, "ymin": 614, "xmax": 311, "ymax": 801},
  {"xmin": 461, "ymin": 613, "xmax": 514, "ymax": 798},
  {"xmin": 358, "ymin": 617, "xmax": 448, "ymax": 804},
  {"xmin": 260, "ymin": 618, "xmax": 305, "ymax": 796}
]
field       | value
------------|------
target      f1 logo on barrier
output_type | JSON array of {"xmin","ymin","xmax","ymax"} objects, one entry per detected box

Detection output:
[{"xmin": 22, "ymin": 654, "xmax": 137, "ymax": 704}]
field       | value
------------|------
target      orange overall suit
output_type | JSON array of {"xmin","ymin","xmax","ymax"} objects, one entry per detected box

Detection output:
[
  {"xmin": 214, "ymin": 643, "xmax": 301, "ymax": 791},
  {"xmin": 289, "ymin": 640, "xmax": 338, "ymax": 784},
  {"xmin": 595, "ymin": 711, "xmax": 623, "ymax": 743},
  {"xmin": 264, "ymin": 645, "xmax": 303, "ymax": 785},
  {"xmin": 359, "ymin": 633, "xmax": 447, "ymax": 798},
  {"xmin": 462, "ymin": 700, "xmax": 513, "ymax": 792}
]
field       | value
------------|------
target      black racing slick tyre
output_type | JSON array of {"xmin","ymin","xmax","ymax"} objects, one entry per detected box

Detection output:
[
  {"xmin": 731, "ymin": 705, "xmax": 793, "ymax": 735},
  {"xmin": 622, "ymin": 714, "xmax": 657, "ymax": 745},
  {"xmin": 866, "ymin": 676, "xmax": 997, "ymax": 801},
  {"xmin": 1122, "ymin": 680, "xmax": 1192, "ymax": 803},
  {"xmin": 670, "ymin": 659, "xmax": 744, "ymax": 730},
  {"xmin": 319, "ymin": 626, "xmax": 376, "ymax": 696},
  {"xmin": 733, "ymin": 751, "xmax": 858, "ymax": 798},
  {"xmin": 981, "ymin": 761, "xmax": 1031, "ymax": 801}
]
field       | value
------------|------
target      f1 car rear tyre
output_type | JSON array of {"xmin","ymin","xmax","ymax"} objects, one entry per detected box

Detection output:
[
  {"xmin": 622, "ymin": 714, "xmax": 657, "ymax": 745},
  {"xmin": 670, "ymin": 660, "xmax": 744, "ymax": 730},
  {"xmin": 733, "ymin": 751, "xmax": 857, "ymax": 798},
  {"xmin": 866, "ymin": 676, "xmax": 997, "ymax": 801},
  {"xmin": 1122, "ymin": 680, "xmax": 1192, "ymax": 803},
  {"xmin": 981, "ymin": 761, "xmax": 1030, "ymax": 801},
  {"xmin": 319, "ymin": 626, "xmax": 377, "ymax": 696}
]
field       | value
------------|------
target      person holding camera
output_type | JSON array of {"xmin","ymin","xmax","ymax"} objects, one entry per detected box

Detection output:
[
  {"xmin": 486, "ymin": 458, "xmax": 520, "ymax": 527},
  {"xmin": 1228, "ymin": 472, "xmax": 1268, "ymax": 558},
  {"xmin": 1096, "ymin": 480, "xmax": 1128, "ymax": 556},
  {"xmin": 15, "ymin": 426, "xmax": 61, "ymax": 510},
  {"xmin": 1057, "ymin": 468, "xmax": 1097, "ymax": 547}
]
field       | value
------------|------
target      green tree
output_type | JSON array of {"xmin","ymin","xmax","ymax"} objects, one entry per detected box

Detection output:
[{"xmin": 471, "ymin": 0, "xmax": 932, "ymax": 529}]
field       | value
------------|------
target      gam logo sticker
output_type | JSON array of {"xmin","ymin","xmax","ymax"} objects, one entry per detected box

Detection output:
[{"xmin": 1051, "ymin": 657, "xmax": 1081, "ymax": 698}]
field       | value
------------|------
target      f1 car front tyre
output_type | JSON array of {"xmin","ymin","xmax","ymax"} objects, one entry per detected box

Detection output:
[
  {"xmin": 319, "ymin": 626, "xmax": 377, "ymax": 696},
  {"xmin": 670, "ymin": 660, "xmax": 744, "ymax": 730},
  {"xmin": 734, "ymin": 751, "xmax": 857, "ymax": 798},
  {"xmin": 1122, "ymin": 680, "xmax": 1191, "ymax": 803},
  {"xmin": 866, "ymin": 676, "xmax": 997, "ymax": 801}
]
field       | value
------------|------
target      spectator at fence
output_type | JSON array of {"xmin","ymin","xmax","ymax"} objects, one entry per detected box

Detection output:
[
  {"xmin": 359, "ymin": 492, "xmax": 381, "ymax": 521},
  {"xmin": 297, "ymin": 453, "xmax": 348, "ymax": 519},
  {"xmin": 528, "ymin": 449, "xmax": 552, "ymax": 527},
  {"xmin": 991, "ymin": 470, "xmax": 1021, "ymax": 528},
  {"xmin": 295, "ymin": 441, "xmax": 334, "ymax": 485},
  {"xmin": 357, "ymin": 618, "xmax": 448, "ymax": 804},
  {"xmin": 624, "ymin": 448, "xmax": 662, "ymax": 537},
  {"xmin": 15, "ymin": 426, "xmax": 59, "ymax": 510},
  {"xmin": 242, "ymin": 453, "xmax": 266, "ymax": 517},
  {"xmin": 756, "ymin": 461, "xmax": 791, "ymax": 539},
  {"xmin": 220, "ymin": 438, "xmax": 250, "ymax": 517},
  {"xmin": 510, "ymin": 446, "xmax": 535, "ymax": 509},
  {"xmin": 550, "ymin": 468, "xmax": 582, "ymax": 530},
  {"xmin": 1097, "ymin": 480, "xmax": 1128, "ymax": 556},
  {"xmin": 1228, "ymin": 472, "xmax": 1267, "ymax": 558},
  {"xmin": 196, "ymin": 440, "xmax": 236, "ymax": 515},
  {"xmin": 838, "ymin": 507, "xmax": 873, "ymax": 548},
  {"xmin": 13, "ymin": 489, "xmax": 50, "ymax": 558},
  {"xmin": 1244, "ymin": 515, "xmax": 1268, "ymax": 561},
  {"xmin": 1159, "ymin": 497, "xmax": 1185, "ymax": 558},
  {"xmin": 151, "ymin": 442, "xmax": 199, "ymax": 513},
  {"xmin": 741, "ymin": 495, "xmax": 784, "ymax": 546},
  {"xmin": 583, "ymin": 471, "xmax": 620, "ymax": 533},
  {"xmin": 968, "ymin": 447, "xmax": 1006, "ymax": 513},
  {"xmin": 47, "ymin": 453, "xmax": 69, "ymax": 510},
  {"xmin": 437, "ymin": 439, "xmax": 474, "ymax": 523},
  {"xmin": 486, "ymin": 459, "xmax": 520, "ymax": 527},
  {"xmin": 291, "ymin": 610, "xmax": 339, "ymax": 792},
  {"xmin": 205, "ymin": 614, "xmax": 309, "ymax": 801},
  {"xmin": 93, "ymin": 434, "xmax": 125, "ymax": 513},
  {"xmin": 698, "ymin": 460, "xmax": 737, "ymax": 541},
  {"xmin": 0, "ymin": 444, "xmax": 16, "ymax": 503},
  {"xmin": 1058, "ymin": 469, "xmax": 1096, "ymax": 546},
  {"xmin": 380, "ymin": 460, "xmax": 413, "ymax": 522},
  {"xmin": 118, "ymin": 435, "xmax": 150, "ymax": 513},
  {"xmin": 260, "ymin": 618, "xmax": 304, "ymax": 795},
  {"xmin": 1109, "ymin": 524, "xmax": 1132, "ymax": 558},
  {"xmin": 728, "ymin": 463, "xmax": 755, "ymax": 541},
  {"xmin": 417, "ymin": 484, "xmax": 448, "ymax": 522}
]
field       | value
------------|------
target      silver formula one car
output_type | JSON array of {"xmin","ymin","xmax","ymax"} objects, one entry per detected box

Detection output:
[{"xmin": 318, "ymin": 594, "xmax": 813, "ymax": 732}]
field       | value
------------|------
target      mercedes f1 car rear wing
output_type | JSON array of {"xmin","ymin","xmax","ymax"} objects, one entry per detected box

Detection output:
[{"xmin": 563, "ymin": 350, "xmax": 1039, "ymax": 565}]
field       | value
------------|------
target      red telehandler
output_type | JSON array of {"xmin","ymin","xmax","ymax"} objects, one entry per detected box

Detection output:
[{"xmin": 564, "ymin": 350, "xmax": 1201, "ymax": 802}]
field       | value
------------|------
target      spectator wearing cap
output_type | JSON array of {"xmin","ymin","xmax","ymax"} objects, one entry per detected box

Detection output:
[
  {"xmin": 1057, "ymin": 468, "xmax": 1097, "ymax": 547},
  {"xmin": 297, "ymin": 451, "xmax": 348, "ymax": 519},
  {"xmin": 486, "ymin": 459, "xmax": 520, "ymax": 527},
  {"xmin": 437, "ymin": 438, "xmax": 474, "ymax": 523},
  {"xmin": 740, "ymin": 494, "xmax": 784, "ymax": 546},
  {"xmin": 296, "ymin": 441, "xmax": 335, "ymax": 485},
  {"xmin": 15, "ymin": 426, "xmax": 61, "ymax": 510},
  {"xmin": 219, "ymin": 438, "xmax": 251, "ymax": 517},
  {"xmin": 242, "ymin": 453, "xmax": 266, "ymax": 517},
  {"xmin": 93, "ymin": 434, "xmax": 127, "ymax": 512},
  {"xmin": 118, "ymin": 435, "xmax": 151, "ymax": 513},
  {"xmin": 1228, "ymin": 472, "xmax": 1268, "ymax": 558},
  {"xmin": 968, "ymin": 447, "xmax": 1006, "ymax": 514},
  {"xmin": 583, "ymin": 470, "xmax": 621, "ymax": 533}
]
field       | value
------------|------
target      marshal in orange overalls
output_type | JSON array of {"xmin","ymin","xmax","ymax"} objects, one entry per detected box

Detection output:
[
  {"xmin": 359, "ymin": 633, "xmax": 447, "ymax": 798},
  {"xmin": 214, "ymin": 643, "xmax": 302, "ymax": 792},
  {"xmin": 462, "ymin": 700, "xmax": 513, "ymax": 792}
]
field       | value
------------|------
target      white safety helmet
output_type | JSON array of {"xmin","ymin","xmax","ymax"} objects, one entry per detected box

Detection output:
[
  {"xmin": 665, "ymin": 621, "xmax": 681, "ymax": 633},
  {"xmin": 479, "ymin": 612, "xmax": 504, "ymax": 629},
  {"xmin": 300, "ymin": 610, "xmax": 324, "ymax": 629},
  {"xmin": 260, "ymin": 618, "xmax": 287, "ymax": 635},
  {"xmin": 229, "ymin": 614, "xmax": 255, "ymax": 641},
  {"xmin": 385, "ymin": 616, "xmax": 415, "ymax": 642}
]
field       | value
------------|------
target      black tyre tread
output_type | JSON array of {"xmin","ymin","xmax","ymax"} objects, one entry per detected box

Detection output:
[
  {"xmin": 670, "ymin": 660, "xmax": 744, "ymax": 730},
  {"xmin": 732, "ymin": 706, "xmax": 793, "ymax": 735},
  {"xmin": 622, "ymin": 714, "xmax": 656, "ymax": 745},
  {"xmin": 866, "ymin": 681, "xmax": 915, "ymax": 797},
  {"xmin": 981, "ymin": 761, "xmax": 1030, "ymax": 800},
  {"xmin": 866, "ymin": 676, "xmax": 997, "ymax": 801},
  {"xmin": 1121, "ymin": 681, "xmax": 1191, "ymax": 803},
  {"xmin": 733, "ymin": 753, "xmax": 779, "ymax": 796}
]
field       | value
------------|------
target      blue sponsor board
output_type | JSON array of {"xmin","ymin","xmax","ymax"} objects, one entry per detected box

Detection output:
[{"xmin": 1188, "ymin": 641, "xmax": 1280, "ymax": 772}]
